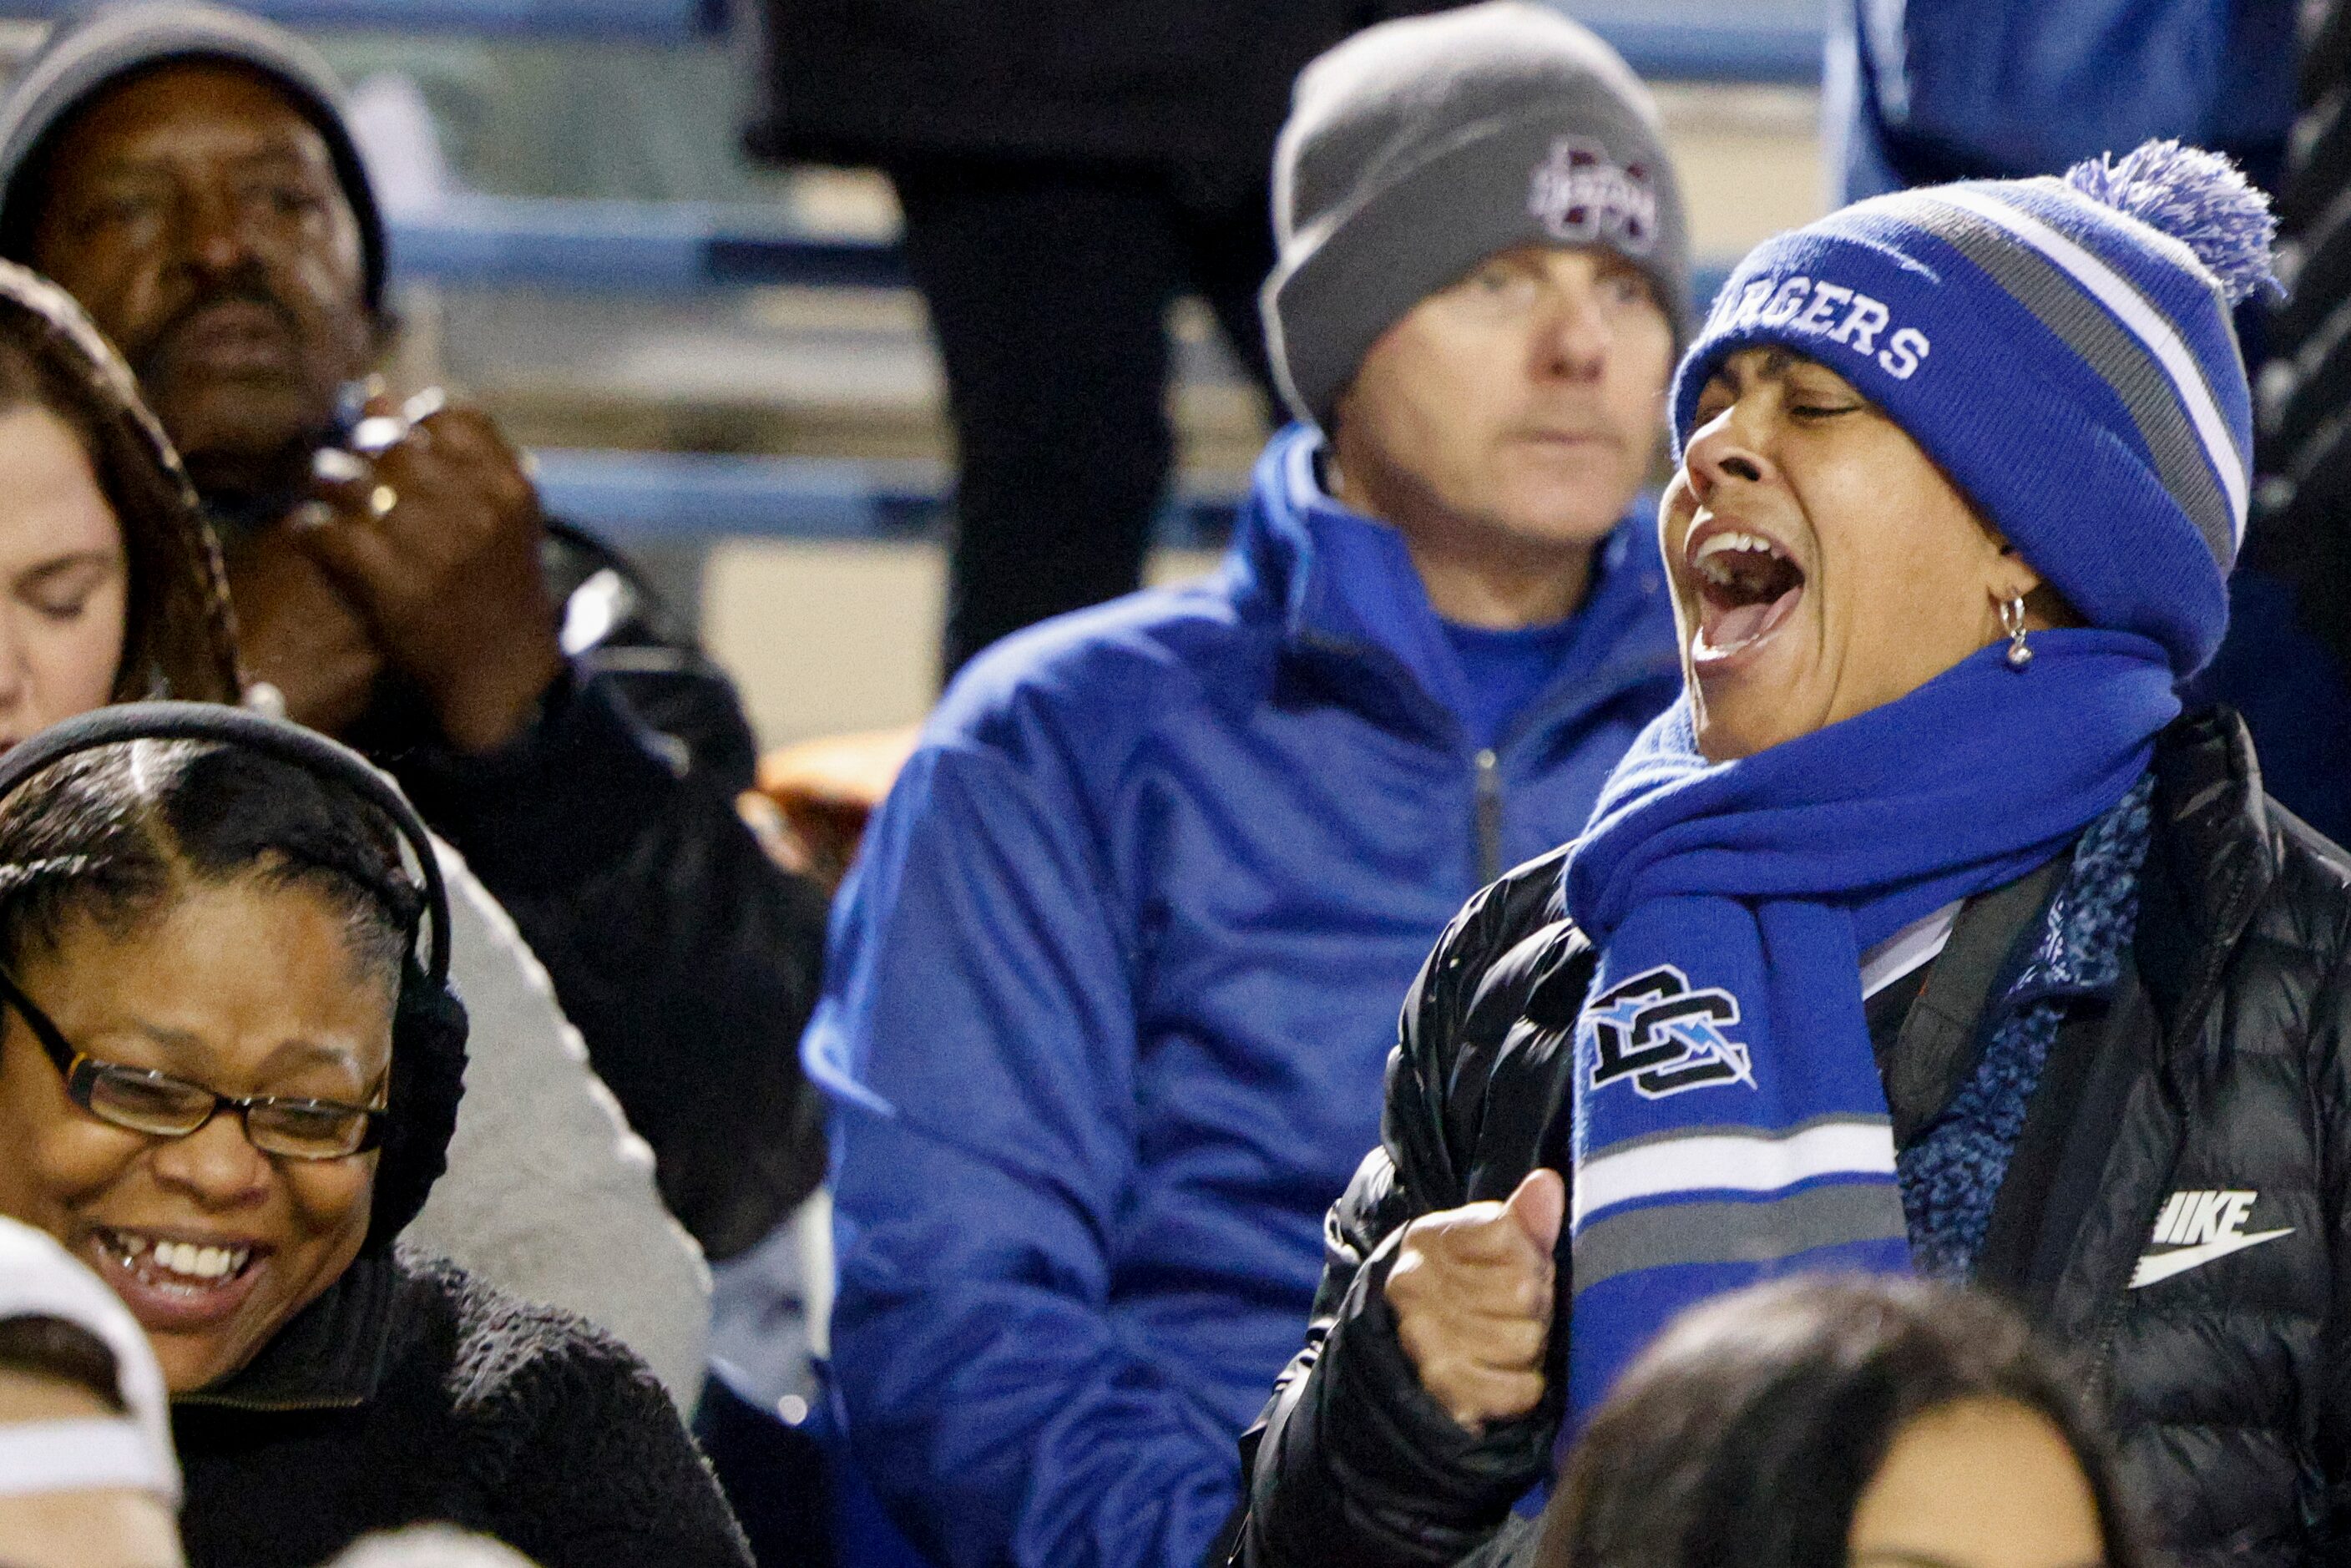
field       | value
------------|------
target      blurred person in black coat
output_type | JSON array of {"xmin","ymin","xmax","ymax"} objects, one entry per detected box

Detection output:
[
  {"xmin": 2217, "ymin": 0, "xmax": 2351, "ymax": 846},
  {"xmin": 748, "ymin": 0, "xmax": 1452, "ymax": 675}
]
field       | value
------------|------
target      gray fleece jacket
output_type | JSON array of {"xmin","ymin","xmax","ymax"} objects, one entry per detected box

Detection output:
[{"xmin": 405, "ymin": 842, "xmax": 710, "ymax": 1404}]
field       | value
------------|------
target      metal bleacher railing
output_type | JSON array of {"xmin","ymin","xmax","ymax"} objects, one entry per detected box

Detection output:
[
  {"xmin": 0, "ymin": 0, "xmax": 1823, "ymax": 74},
  {"xmin": 1, "ymin": 0, "xmax": 1823, "ymax": 547},
  {"xmin": 0, "ymin": 0, "xmax": 731, "ymax": 38}
]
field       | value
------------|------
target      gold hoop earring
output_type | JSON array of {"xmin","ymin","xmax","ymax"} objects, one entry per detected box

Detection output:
[{"xmin": 2000, "ymin": 596, "xmax": 2033, "ymax": 669}]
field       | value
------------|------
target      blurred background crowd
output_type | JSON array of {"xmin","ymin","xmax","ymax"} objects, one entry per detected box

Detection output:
[{"xmin": 0, "ymin": 1, "xmax": 2348, "ymax": 1567}]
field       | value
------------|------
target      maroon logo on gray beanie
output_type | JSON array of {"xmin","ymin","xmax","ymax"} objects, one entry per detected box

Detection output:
[{"xmin": 1528, "ymin": 138, "xmax": 1657, "ymax": 255}]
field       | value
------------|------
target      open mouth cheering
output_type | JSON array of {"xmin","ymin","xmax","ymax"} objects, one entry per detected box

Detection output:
[{"xmin": 1686, "ymin": 518, "xmax": 1805, "ymax": 666}]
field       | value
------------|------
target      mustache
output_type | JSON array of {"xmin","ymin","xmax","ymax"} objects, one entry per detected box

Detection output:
[{"xmin": 132, "ymin": 271, "xmax": 305, "ymax": 381}]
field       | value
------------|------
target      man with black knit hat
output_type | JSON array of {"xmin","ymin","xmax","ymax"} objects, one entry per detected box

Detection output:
[
  {"xmin": 805, "ymin": 8, "xmax": 1688, "ymax": 1565},
  {"xmin": 0, "ymin": 1, "xmax": 832, "ymax": 1262}
]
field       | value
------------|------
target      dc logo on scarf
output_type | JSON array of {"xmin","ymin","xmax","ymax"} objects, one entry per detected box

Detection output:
[{"xmin": 1585, "ymin": 965, "xmax": 1756, "ymax": 1100}]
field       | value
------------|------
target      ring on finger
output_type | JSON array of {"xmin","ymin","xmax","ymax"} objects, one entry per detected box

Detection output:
[
  {"xmin": 368, "ymin": 483, "xmax": 398, "ymax": 521},
  {"xmin": 347, "ymin": 413, "xmax": 407, "ymax": 456},
  {"xmin": 313, "ymin": 447, "xmax": 369, "ymax": 485}
]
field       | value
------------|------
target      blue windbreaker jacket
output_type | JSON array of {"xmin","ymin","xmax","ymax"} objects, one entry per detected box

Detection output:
[{"xmin": 807, "ymin": 425, "xmax": 1681, "ymax": 1568}]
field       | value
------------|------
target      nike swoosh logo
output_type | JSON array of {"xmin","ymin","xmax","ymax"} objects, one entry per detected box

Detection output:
[{"xmin": 2128, "ymin": 1227, "xmax": 2294, "ymax": 1288}]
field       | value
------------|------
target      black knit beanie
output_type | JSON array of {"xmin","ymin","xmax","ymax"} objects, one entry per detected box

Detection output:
[{"xmin": 0, "ymin": 0, "xmax": 385, "ymax": 313}]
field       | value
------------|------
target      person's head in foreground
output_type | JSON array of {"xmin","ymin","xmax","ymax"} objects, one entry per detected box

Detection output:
[
  {"xmin": 0, "ymin": 707, "xmax": 460, "ymax": 1395},
  {"xmin": 1537, "ymin": 1277, "xmax": 2145, "ymax": 1568},
  {"xmin": 0, "ymin": 1211, "xmax": 182, "ymax": 1568},
  {"xmin": 1261, "ymin": 0, "xmax": 1691, "ymax": 625},
  {"xmin": 325, "ymin": 1528, "xmax": 537, "ymax": 1568},
  {"xmin": 0, "ymin": 258, "xmax": 237, "ymax": 751}
]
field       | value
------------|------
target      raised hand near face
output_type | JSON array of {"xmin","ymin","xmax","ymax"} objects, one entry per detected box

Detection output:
[
  {"xmin": 1384, "ymin": 1168, "xmax": 1564, "ymax": 1432},
  {"xmin": 292, "ymin": 390, "xmax": 564, "ymax": 754}
]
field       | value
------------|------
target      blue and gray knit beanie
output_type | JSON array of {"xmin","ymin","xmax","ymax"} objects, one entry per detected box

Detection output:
[{"xmin": 1670, "ymin": 140, "xmax": 2278, "ymax": 680}]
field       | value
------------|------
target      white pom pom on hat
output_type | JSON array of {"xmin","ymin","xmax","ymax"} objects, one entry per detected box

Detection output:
[{"xmin": 2061, "ymin": 139, "xmax": 2282, "ymax": 306}]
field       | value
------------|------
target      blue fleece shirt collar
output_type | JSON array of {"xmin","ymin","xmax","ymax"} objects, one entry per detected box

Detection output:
[{"xmin": 1235, "ymin": 423, "xmax": 1676, "ymax": 751}]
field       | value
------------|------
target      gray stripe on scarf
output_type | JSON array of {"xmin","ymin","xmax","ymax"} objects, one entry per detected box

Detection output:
[
  {"xmin": 1571, "ymin": 1183, "xmax": 1912, "ymax": 1293},
  {"xmin": 1907, "ymin": 196, "xmax": 2236, "ymax": 567}
]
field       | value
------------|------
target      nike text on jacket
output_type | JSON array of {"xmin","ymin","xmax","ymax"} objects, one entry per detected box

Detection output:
[{"xmin": 1239, "ymin": 709, "xmax": 2351, "ymax": 1567}]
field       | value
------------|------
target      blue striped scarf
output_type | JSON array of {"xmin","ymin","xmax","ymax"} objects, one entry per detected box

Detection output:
[{"xmin": 1557, "ymin": 631, "xmax": 2177, "ymax": 1425}]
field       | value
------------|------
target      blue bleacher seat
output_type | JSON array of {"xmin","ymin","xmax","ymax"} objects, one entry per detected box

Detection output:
[{"xmin": 0, "ymin": 0, "xmax": 1822, "ymax": 78}]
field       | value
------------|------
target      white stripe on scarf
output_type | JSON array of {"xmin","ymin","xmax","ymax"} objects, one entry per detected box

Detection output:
[{"xmin": 1572, "ymin": 1118, "xmax": 1900, "ymax": 1231}]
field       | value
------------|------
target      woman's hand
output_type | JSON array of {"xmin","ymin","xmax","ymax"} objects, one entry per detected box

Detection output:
[{"xmin": 1383, "ymin": 1168, "xmax": 1564, "ymax": 1432}]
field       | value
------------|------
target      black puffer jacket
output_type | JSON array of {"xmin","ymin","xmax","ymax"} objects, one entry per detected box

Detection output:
[
  {"xmin": 1239, "ymin": 710, "xmax": 2351, "ymax": 1566},
  {"xmin": 377, "ymin": 523, "xmax": 830, "ymax": 1259}
]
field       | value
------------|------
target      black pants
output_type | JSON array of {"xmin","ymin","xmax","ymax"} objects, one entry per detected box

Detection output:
[
  {"xmin": 695, "ymin": 1375, "xmax": 833, "ymax": 1567},
  {"xmin": 888, "ymin": 160, "xmax": 1277, "ymax": 679}
]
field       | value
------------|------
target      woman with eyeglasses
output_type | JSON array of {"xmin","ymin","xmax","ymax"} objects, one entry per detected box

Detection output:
[{"xmin": 0, "ymin": 719, "xmax": 749, "ymax": 1568}]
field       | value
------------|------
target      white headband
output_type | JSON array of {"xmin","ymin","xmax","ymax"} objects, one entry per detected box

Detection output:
[
  {"xmin": 0, "ymin": 1218, "xmax": 179, "ymax": 1505},
  {"xmin": 0, "ymin": 1419, "xmax": 174, "ymax": 1499}
]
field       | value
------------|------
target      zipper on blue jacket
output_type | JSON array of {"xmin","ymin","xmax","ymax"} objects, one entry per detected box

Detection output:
[{"xmin": 1475, "ymin": 748, "xmax": 1503, "ymax": 883}]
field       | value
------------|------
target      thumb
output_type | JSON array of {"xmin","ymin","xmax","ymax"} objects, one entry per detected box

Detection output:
[{"xmin": 1505, "ymin": 1168, "xmax": 1565, "ymax": 1254}]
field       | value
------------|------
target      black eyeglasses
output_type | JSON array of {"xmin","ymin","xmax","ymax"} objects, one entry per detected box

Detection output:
[{"xmin": 0, "ymin": 968, "xmax": 384, "ymax": 1161}]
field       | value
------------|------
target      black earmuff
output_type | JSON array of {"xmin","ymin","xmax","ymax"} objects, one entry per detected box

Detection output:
[{"xmin": 0, "ymin": 701, "xmax": 468, "ymax": 1249}]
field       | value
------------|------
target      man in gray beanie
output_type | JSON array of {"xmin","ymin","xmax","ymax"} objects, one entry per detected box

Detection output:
[
  {"xmin": 1264, "ymin": 0, "xmax": 1692, "ymax": 422},
  {"xmin": 808, "ymin": 7, "xmax": 1691, "ymax": 1566}
]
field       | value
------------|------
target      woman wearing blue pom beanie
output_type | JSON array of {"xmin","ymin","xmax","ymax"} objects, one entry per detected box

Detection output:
[{"xmin": 1237, "ymin": 142, "xmax": 2351, "ymax": 1568}]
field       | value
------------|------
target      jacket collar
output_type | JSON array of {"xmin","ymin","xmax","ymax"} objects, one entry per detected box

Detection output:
[
  {"xmin": 1228, "ymin": 424, "xmax": 1679, "ymax": 748},
  {"xmin": 1998, "ymin": 776, "xmax": 2156, "ymax": 1017},
  {"xmin": 2135, "ymin": 708, "xmax": 2279, "ymax": 1051},
  {"xmin": 171, "ymin": 1248, "xmax": 400, "ymax": 1414}
]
